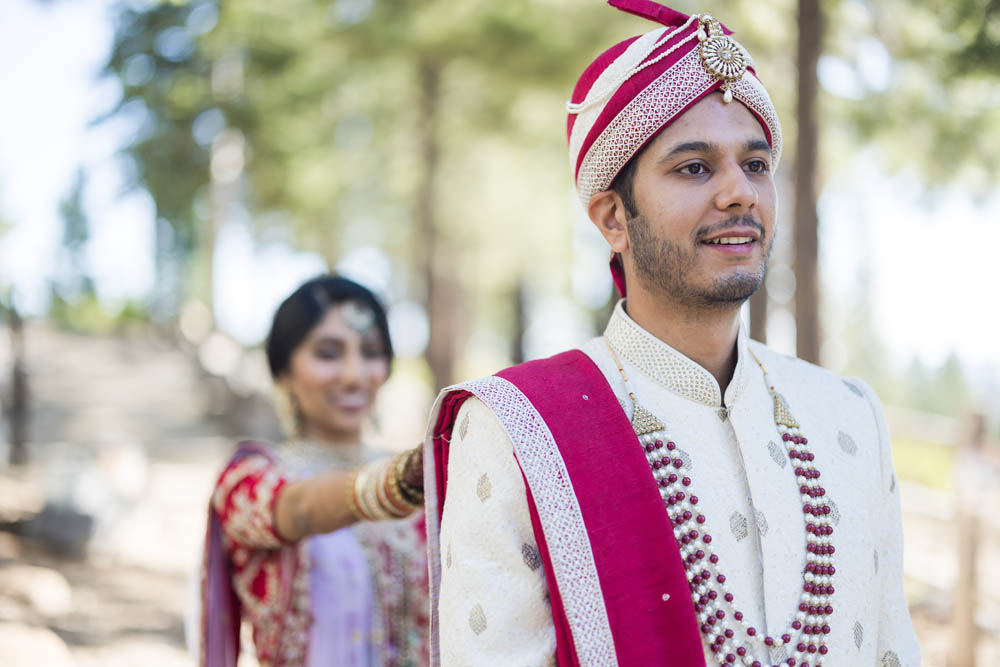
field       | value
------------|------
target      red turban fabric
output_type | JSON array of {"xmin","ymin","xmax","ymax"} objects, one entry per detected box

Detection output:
[{"xmin": 567, "ymin": 1, "xmax": 782, "ymax": 209}]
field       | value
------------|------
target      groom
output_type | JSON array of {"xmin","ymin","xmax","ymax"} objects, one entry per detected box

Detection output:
[{"xmin": 423, "ymin": 2, "xmax": 920, "ymax": 665}]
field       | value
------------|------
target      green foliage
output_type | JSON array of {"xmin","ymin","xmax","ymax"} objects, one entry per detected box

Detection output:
[
  {"xmin": 100, "ymin": 0, "xmax": 802, "ymax": 277},
  {"xmin": 99, "ymin": 0, "xmax": 660, "ymax": 317},
  {"xmin": 55, "ymin": 168, "xmax": 94, "ymax": 300},
  {"xmin": 99, "ymin": 0, "xmax": 1000, "ymax": 387},
  {"xmin": 60, "ymin": 170, "xmax": 89, "ymax": 253},
  {"xmin": 900, "ymin": 353, "xmax": 973, "ymax": 417},
  {"xmin": 821, "ymin": 0, "xmax": 1000, "ymax": 192},
  {"xmin": 102, "ymin": 0, "xmax": 216, "ymax": 281},
  {"xmin": 947, "ymin": 0, "xmax": 1000, "ymax": 73},
  {"xmin": 48, "ymin": 288, "xmax": 150, "ymax": 335}
]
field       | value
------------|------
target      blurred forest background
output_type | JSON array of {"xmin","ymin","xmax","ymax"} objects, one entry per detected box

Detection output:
[{"xmin": 0, "ymin": 0, "xmax": 998, "ymax": 665}]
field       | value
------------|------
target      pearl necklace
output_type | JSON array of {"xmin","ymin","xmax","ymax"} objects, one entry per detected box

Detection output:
[{"xmin": 604, "ymin": 339, "xmax": 836, "ymax": 667}]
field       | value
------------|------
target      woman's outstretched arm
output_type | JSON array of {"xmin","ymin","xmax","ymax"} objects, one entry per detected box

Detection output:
[{"xmin": 274, "ymin": 446, "xmax": 424, "ymax": 542}]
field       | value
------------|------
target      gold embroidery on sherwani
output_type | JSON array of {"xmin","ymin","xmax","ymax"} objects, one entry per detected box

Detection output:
[
  {"xmin": 469, "ymin": 604, "xmax": 488, "ymax": 635},
  {"xmin": 522, "ymin": 543, "xmax": 542, "ymax": 571},
  {"xmin": 476, "ymin": 473, "xmax": 492, "ymax": 501},
  {"xmin": 433, "ymin": 300, "xmax": 921, "ymax": 666}
]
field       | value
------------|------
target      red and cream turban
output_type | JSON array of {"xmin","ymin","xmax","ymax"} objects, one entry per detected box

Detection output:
[{"xmin": 567, "ymin": 0, "xmax": 783, "ymax": 208}]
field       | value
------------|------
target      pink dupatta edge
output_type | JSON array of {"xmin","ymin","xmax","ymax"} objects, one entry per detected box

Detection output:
[
  {"xmin": 200, "ymin": 441, "xmax": 300, "ymax": 667},
  {"xmin": 424, "ymin": 350, "xmax": 705, "ymax": 666}
]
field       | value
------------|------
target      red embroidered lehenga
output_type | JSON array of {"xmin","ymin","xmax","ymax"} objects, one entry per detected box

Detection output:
[{"xmin": 201, "ymin": 440, "xmax": 429, "ymax": 667}]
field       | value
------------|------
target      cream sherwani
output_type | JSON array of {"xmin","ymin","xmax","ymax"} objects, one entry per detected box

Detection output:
[{"xmin": 436, "ymin": 302, "xmax": 919, "ymax": 666}]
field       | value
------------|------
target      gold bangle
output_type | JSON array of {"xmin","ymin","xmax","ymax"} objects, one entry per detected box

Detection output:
[
  {"xmin": 368, "ymin": 458, "xmax": 395, "ymax": 521},
  {"xmin": 346, "ymin": 469, "xmax": 363, "ymax": 521},
  {"xmin": 357, "ymin": 465, "xmax": 384, "ymax": 521},
  {"xmin": 380, "ymin": 457, "xmax": 411, "ymax": 517},
  {"xmin": 379, "ymin": 472, "xmax": 408, "ymax": 518},
  {"xmin": 365, "ymin": 463, "xmax": 389, "ymax": 521},
  {"xmin": 383, "ymin": 457, "xmax": 415, "ymax": 516},
  {"xmin": 373, "ymin": 460, "xmax": 396, "ymax": 517},
  {"xmin": 353, "ymin": 467, "xmax": 375, "ymax": 521},
  {"xmin": 351, "ymin": 456, "xmax": 418, "ymax": 522},
  {"xmin": 387, "ymin": 452, "xmax": 419, "ymax": 513}
]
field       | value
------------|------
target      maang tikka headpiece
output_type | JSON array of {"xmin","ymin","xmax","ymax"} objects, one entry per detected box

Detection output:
[{"xmin": 696, "ymin": 14, "xmax": 748, "ymax": 104}]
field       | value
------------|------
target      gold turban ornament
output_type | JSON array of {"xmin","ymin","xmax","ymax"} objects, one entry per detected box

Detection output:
[{"xmin": 696, "ymin": 15, "xmax": 749, "ymax": 104}]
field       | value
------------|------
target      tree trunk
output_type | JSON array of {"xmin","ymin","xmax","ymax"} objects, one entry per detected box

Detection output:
[
  {"xmin": 206, "ymin": 133, "xmax": 242, "ymax": 320},
  {"xmin": 794, "ymin": 0, "xmax": 822, "ymax": 363},
  {"xmin": 511, "ymin": 280, "xmax": 527, "ymax": 365},
  {"xmin": 7, "ymin": 301, "xmax": 28, "ymax": 465},
  {"xmin": 416, "ymin": 59, "xmax": 458, "ymax": 390}
]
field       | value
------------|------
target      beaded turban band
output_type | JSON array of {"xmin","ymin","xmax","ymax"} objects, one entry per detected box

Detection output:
[{"xmin": 567, "ymin": 0, "xmax": 783, "ymax": 208}]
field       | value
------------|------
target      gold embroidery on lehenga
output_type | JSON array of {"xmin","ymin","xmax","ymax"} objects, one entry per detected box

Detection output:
[{"xmin": 215, "ymin": 446, "xmax": 429, "ymax": 666}]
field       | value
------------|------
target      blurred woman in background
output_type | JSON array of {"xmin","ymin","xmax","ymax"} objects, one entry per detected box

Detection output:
[{"xmin": 200, "ymin": 274, "xmax": 428, "ymax": 667}]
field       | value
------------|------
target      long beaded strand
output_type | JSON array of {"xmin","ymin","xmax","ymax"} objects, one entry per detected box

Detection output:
[{"xmin": 603, "ymin": 339, "xmax": 836, "ymax": 667}]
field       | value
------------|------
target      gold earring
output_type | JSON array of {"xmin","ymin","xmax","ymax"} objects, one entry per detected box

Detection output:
[{"xmin": 274, "ymin": 386, "xmax": 304, "ymax": 439}]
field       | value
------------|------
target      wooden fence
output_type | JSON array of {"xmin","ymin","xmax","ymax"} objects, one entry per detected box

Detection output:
[{"xmin": 887, "ymin": 406, "xmax": 997, "ymax": 667}]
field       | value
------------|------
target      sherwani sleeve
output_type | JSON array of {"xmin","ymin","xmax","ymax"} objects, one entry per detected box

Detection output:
[
  {"xmin": 859, "ymin": 380, "xmax": 921, "ymax": 666},
  {"xmin": 437, "ymin": 397, "xmax": 557, "ymax": 666}
]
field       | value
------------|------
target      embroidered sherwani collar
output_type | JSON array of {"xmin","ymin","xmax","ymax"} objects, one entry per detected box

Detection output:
[{"xmin": 603, "ymin": 300, "xmax": 749, "ymax": 407}]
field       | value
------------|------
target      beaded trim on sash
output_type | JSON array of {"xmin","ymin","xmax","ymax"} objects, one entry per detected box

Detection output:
[{"xmin": 449, "ymin": 375, "xmax": 619, "ymax": 667}]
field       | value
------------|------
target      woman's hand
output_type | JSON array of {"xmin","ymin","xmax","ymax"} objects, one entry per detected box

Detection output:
[
  {"xmin": 401, "ymin": 447, "xmax": 423, "ymax": 493},
  {"xmin": 395, "ymin": 446, "xmax": 424, "ymax": 506}
]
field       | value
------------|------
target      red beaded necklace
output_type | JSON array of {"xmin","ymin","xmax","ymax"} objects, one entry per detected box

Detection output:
[{"xmin": 604, "ymin": 339, "xmax": 836, "ymax": 667}]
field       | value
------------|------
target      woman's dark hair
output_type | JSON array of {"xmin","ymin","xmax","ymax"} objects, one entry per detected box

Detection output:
[{"xmin": 265, "ymin": 274, "xmax": 393, "ymax": 379}]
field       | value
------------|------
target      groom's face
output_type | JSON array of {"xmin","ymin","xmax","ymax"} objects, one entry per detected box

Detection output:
[{"xmin": 622, "ymin": 93, "xmax": 777, "ymax": 309}]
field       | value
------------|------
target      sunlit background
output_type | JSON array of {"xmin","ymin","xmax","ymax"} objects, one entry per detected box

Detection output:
[{"xmin": 0, "ymin": 0, "xmax": 997, "ymax": 665}]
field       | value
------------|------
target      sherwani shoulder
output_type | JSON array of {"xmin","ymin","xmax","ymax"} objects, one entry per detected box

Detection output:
[{"xmin": 436, "ymin": 302, "xmax": 919, "ymax": 666}]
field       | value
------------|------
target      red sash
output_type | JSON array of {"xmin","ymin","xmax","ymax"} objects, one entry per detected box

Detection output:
[{"xmin": 428, "ymin": 350, "xmax": 705, "ymax": 666}]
